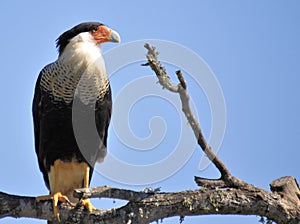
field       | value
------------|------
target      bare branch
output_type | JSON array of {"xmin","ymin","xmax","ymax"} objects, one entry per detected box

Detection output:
[
  {"xmin": 270, "ymin": 176, "xmax": 300, "ymax": 206},
  {"xmin": 194, "ymin": 177, "xmax": 227, "ymax": 189},
  {"xmin": 1, "ymin": 182, "xmax": 299, "ymax": 224},
  {"xmin": 143, "ymin": 43, "xmax": 247, "ymax": 188},
  {"xmin": 142, "ymin": 43, "xmax": 300, "ymax": 223},
  {"xmin": 73, "ymin": 186, "xmax": 154, "ymax": 202},
  {"xmin": 143, "ymin": 43, "xmax": 179, "ymax": 93}
]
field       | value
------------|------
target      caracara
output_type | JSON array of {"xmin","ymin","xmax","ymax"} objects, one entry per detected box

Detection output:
[{"xmin": 32, "ymin": 22, "xmax": 120, "ymax": 221}]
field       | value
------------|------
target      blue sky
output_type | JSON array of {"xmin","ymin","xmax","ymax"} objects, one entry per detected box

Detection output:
[{"xmin": 0, "ymin": 1, "xmax": 300, "ymax": 223}]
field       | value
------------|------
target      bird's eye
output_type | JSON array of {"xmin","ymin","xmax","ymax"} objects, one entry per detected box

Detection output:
[{"xmin": 92, "ymin": 28, "xmax": 98, "ymax": 33}]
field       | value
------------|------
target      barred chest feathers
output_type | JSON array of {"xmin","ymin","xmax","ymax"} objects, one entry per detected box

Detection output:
[{"xmin": 40, "ymin": 32, "xmax": 109, "ymax": 105}]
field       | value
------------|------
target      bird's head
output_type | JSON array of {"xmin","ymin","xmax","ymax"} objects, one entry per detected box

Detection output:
[{"xmin": 56, "ymin": 22, "xmax": 120, "ymax": 55}]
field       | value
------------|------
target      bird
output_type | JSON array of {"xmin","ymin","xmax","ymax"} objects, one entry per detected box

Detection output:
[{"xmin": 32, "ymin": 22, "xmax": 120, "ymax": 221}]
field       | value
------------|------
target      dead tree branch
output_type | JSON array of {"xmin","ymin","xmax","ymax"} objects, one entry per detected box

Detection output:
[
  {"xmin": 73, "ymin": 186, "xmax": 156, "ymax": 202},
  {"xmin": 1, "ymin": 179, "xmax": 299, "ymax": 224},
  {"xmin": 143, "ymin": 43, "xmax": 247, "ymax": 189},
  {"xmin": 142, "ymin": 43, "xmax": 300, "ymax": 223}
]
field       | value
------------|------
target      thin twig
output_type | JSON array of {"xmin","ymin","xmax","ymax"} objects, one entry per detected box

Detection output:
[
  {"xmin": 74, "ymin": 186, "xmax": 155, "ymax": 202},
  {"xmin": 143, "ymin": 43, "xmax": 247, "ymax": 188}
]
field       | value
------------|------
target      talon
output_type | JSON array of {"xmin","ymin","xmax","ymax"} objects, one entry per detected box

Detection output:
[
  {"xmin": 65, "ymin": 197, "xmax": 75, "ymax": 206},
  {"xmin": 81, "ymin": 199, "xmax": 96, "ymax": 212},
  {"xmin": 53, "ymin": 192, "xmax": 69, "ymax": 203},
  {"xmin": 36, "ymin": 192, "xmax": 69, "ymax": 220}
]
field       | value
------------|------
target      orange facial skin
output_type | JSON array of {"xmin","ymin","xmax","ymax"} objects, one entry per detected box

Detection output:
[{"xmin": 92, "ymin": 25, "xmax": 113, "ymax": 44}]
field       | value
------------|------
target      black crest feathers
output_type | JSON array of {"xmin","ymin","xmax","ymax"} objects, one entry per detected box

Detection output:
[{"xmin": 56, "ymin": 22, "xmax": 104, "ymax": 55}]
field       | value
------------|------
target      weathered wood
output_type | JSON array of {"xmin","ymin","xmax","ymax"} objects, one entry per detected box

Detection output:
[
  {"xmin": 73, "ymin": 185, "xmax": 154, "ymax": 202},
  {"xmin": 1, "ymin": 184, "xmax": 299, "ymax": 224},
  {"xmin": 270, "ymin": 176, "xmax": 300, "ymax": 206}
]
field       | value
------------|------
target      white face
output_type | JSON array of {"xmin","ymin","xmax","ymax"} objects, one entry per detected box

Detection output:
[
  {"xmin": 59, "ymin": 31, "xmax": 102, "ymax": 64},
  {"xmin": 70, "ymin": 32, "xmax": 97, "ymax": 45}
]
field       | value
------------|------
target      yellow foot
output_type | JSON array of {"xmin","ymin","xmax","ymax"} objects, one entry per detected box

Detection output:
[
  {"xmin": 36, "ymin": 192, "xmax": 70, "ymax": 221},
  {"xmin": 81, "ymin": 199, "xmax": 96, "ymax": 212}
]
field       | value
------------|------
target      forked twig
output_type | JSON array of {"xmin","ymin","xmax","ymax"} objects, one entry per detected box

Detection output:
[{"xmin": 143, "ymin": 43, "xmax": 247, "ymax": 188}]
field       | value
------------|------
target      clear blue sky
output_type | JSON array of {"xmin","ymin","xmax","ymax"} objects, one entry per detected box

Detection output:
[{"xmin": 0, "ymin": 1, "xmax": 299, "ymax": 223}]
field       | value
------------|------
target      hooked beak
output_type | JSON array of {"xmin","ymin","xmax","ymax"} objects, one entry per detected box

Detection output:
[{"xmin": 109, "ymin": 30, "xmax": 121, "ymax": 43}]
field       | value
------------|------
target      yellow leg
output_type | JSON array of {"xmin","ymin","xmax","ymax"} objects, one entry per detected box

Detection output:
[
  {"xmin": 81, "ymin": 163, "xmax": 95, "ymax": 212},
  {"xmin": 36, "ymin": 160, "xmax": 70, "ymax": 220},
  {"xmin": 83, "ymin": 162, "xmax": 90, "ymax": 188}
]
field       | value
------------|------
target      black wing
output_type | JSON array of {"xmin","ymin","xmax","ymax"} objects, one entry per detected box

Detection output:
[
  {"xmin": 95, "ymin": 85, "xmax": 112, "ymax": 162},
  {"xmin": 32, "ymin": 69, "xmax": 50, "ymax": 189}
]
